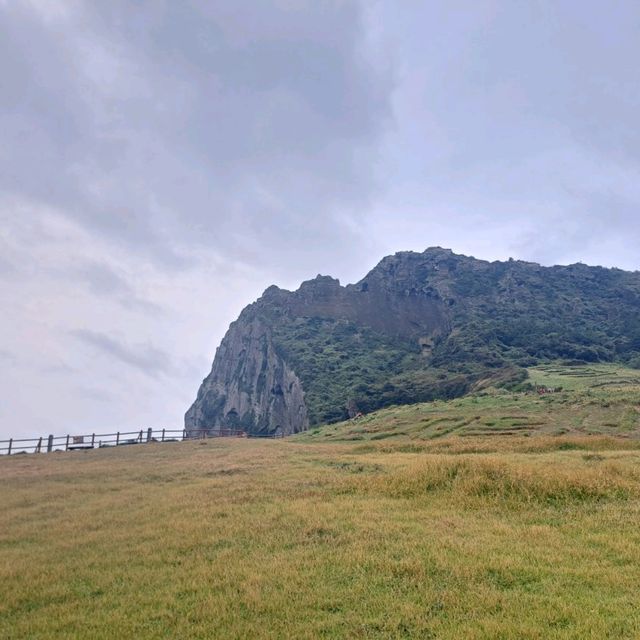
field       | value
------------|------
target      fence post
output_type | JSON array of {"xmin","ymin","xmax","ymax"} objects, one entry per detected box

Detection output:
[
  {"xmin": 8, "ymin": 439, "xmax": 12, "ymax": 455},
  {"xmin": 138, "ymin": 430, "xmax": 143, "ymax": 443},
  {"xmin": 183, "ymin": 429, "xmax": 186, "ymax": 441},
  {"xmin": 65, "ymin": 435, "xmax": 70, "ymax": 451},
  {"xmin": 116, "ymin": 432, "xmax": 120, "ymax": 446},
  {"xmin": 36, "ymin": 437, "xmax": 42, "ymax": 453},
  {"xmin": 161, "ymin": 428, "xmax": 165, "ymax": 442},
  {"xmin": 91, "ymin": 433, "xmax": 95, "ymax": 448},
  {"xmin": 147, "ymin": 428, "xmax": 152, "ymax": 443},
  {"xmin": 47, "ymin": 434, "xmax": 53, "ymax": 453}
]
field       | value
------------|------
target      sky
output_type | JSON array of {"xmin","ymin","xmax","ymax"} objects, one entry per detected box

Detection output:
[{"xmin": 1, "ymin": 0, "xmax": 640, "ymax": 440}]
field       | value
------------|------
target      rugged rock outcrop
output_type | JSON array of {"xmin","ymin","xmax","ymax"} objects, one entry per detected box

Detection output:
[
  {"xmin": 185, "ymin": 315, "xmax": 308, "ymax": 436},
  {"xmin": 186, "ymin": 247, "xmax": 640, "ymax": 436},
  {"xmin": 186, "ymin": 252, "xmax": 451, "ymax": 436}
]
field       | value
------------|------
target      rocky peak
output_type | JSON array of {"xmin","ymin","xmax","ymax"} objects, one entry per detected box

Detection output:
[
  {"xmin": 299, "ymin": 274, "xmax": 341, "ymax": 289},
  {"xmin": 186, "ymin": 248, "xmax": 640, "ymax": 436}
]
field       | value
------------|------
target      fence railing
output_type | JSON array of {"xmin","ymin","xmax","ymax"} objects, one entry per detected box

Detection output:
[{"xmin": 0, "ymin": 428, "xmax": 283, "ymax": 456}]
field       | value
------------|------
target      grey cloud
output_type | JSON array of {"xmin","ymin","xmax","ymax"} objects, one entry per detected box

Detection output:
[
  {"xmin": 514, "ymin": 189, "xmax": 640, "ymax": 269},
  {"xmin": 391, "ymin": 1, "xmax": 640, "ymax": 171},
  {"xmin": 369, "ymin": 0, "xmax": 640, "ymax": 272},
  {"xmin": 71, "ymin": 261, "xmax": 163, "ymax": 314},
  {"xmin": 0, "ymin": 254, "xmax": 16, "ymax": 277},
  {"xmin": 74, "ymin": 385, "xmax": 114, "ymax": 404},
  {"xmin": 40, "ymin": 362, "xmax": 76, "ymax": 375},
  {"xmin": 0, "ymin": 348, "xmax": 17, "ymax": 364},
  {"xmin": 0, "ymin": 1, "xmax": 392, "ymax": 277},
  {"xmin": 74, "ymin": 261, "xmax": 132, "ymax": 296},
  {"xmin": 70, "ymin": 329, "xmax": 173, "ymax": 377}
]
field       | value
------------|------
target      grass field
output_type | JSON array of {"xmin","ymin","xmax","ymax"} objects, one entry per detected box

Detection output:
[{"xmin": 2, "ymin": 365, "xmax": 640, "ymax": 639}]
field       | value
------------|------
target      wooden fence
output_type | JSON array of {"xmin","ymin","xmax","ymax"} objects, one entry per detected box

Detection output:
[{"xmin": 0, "ymin": 428, "xmax": 282, "ymax": 456}]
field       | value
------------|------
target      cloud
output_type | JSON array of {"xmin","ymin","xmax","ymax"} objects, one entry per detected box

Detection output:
[
  {"xmin": 367, "ymin": 1, "xmax": 640, "ymax": 272},
  {"xmin": 70, "ymin": 329, "xmax": 173, "ymax": 377},
  {"xmin": 73, "ymin": 261, "xmax": 132, "ymax": 297},
  {"xmin": 74, "ymin": 385, "xmax": 114, "ymax": 404},
  {"xmin": 0, "ymin": 0, "xmax": 393, "ymax": 278},
  {"xmin": 71, "ymin": 260, "xmax": 163, "ymax": 314},
  {"xmin": 0, "ymin": 255, "xmax": 16, "ymax": 278},
  {"xmin": 0, "ymin": 348, "xmax": 16, "ymax": 364}
]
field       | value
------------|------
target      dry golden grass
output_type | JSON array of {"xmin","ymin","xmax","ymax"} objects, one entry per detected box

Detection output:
[{"xmin": 2, "ymin": 432, "xmax": 640, "ymax": 639}]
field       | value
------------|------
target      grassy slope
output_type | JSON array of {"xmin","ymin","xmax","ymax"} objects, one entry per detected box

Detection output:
[
  {"xmin": 298, "ymin": 364, "xmax": 640, "ymax": 442},
  {"xmin": 2, "ymin": 365, "xmax": 640, "ymax": 639}
]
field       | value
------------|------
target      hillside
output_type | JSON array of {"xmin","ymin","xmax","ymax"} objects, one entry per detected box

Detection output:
[
  {"xmin": 298, "ymin": 364, "xmax": 640, "ymax": 442},
  {"xmin": 3, "ymin": 395, "xmax": 640, "ymax": 638},
  {"xmin": 186, "ymin": 248, "xmax": 640, "ymax": 436}
]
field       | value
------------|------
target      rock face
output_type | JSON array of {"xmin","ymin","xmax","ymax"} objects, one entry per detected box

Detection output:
[
  {"xmin": 185, "ymin": 315, "xmax": 308, "ymax": 436},
  {"xmin": 186, "ymin": 247, "xmax": 640, "ymax": 436}
]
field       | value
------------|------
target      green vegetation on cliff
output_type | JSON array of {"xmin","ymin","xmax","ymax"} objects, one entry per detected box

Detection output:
[
  {"xmin": 188, "ymin": 249, "xmax": 640, "ymax": 432},
  {"xmin": 270, "ymin": 317, "xmax": 422, "ymax": 424},
  {"xmin": 430, "ymin": 257, "xmax": 640, "ymax": 369},
  {"xmin": 267, "ymin": 252, "xmax": 640, "ymax": 426}
]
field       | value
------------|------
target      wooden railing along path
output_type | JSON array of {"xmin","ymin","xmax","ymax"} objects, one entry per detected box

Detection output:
[{"xmin": 0, "ymin": 428, "xmax": 282, "ymax": 456}]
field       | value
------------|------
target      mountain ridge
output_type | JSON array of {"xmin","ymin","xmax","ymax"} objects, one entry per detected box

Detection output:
[{"xmin": 185, "ymin": 248, "xmax": 640, "ymax": 436}]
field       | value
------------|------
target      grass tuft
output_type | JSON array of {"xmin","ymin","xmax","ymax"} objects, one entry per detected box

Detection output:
[{"xmin": 367, "ymin": 456, "xmax": 637, "ymax": 505}]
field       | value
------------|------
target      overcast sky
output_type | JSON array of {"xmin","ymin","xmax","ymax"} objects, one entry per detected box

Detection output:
[{"xmin": 2, "ymin": 1, "xmax": 640, "ymax": 440}]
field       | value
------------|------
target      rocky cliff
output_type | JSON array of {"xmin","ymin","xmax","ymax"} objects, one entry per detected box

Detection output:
[
  {"xmin": 186, "ymin": 248, "xmax": 640, "ymax": 436},
  {"xmin": 185, "ymin": 314, "xmax": 308, "ymax": 436}
]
